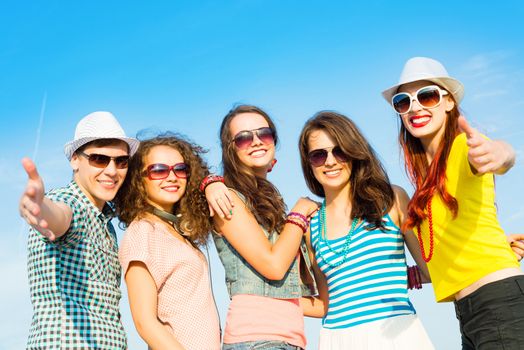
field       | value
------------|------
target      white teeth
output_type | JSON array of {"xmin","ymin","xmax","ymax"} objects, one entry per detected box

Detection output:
[
  {"xmin": 324, "ymin": 170, "xmax": 341, "ymax": 176},
  {"xmin": 411, "ymin": 116, "xmax": 430, "ymax": 124},
  {"xmin": 251, "ymin": 150, "xmax": 266, "ymax": 157}
]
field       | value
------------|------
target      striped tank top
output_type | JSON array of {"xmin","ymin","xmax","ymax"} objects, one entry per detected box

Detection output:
[{"xmin": 310, "ymin": 211, "xmax": 415, "ymax": 329}]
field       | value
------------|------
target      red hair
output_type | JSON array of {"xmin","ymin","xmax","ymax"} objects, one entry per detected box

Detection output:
[{"xmin": 401, "ymin": 101, "xmax": 461, "ymax": 231}]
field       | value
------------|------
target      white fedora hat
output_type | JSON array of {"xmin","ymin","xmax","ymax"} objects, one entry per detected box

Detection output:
[
  {"xmin": 64, "ymin": 111, "xmax": 139, "ymax": 160},
  {"xmin": 382, "ymin": 56, "xmax": 464, "ymax": 106}
]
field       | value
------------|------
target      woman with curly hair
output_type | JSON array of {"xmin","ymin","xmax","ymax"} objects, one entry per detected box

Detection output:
[{"xmin": 115, "ymin": 133, "xmax": 220, "ymax": 350}]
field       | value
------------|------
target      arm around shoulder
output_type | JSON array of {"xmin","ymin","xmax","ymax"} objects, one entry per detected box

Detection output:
[{"xmin": 214, "ymin": 190, "xmax": 317, "ymax": 280}]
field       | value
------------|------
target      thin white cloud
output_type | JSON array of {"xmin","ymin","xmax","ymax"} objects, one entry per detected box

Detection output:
[
  {"xmin": 459, "ymin": 51, "xmax": 524, "ymax": 143},
  {"xmin": 461, "ymin": 51, "xmax": 512, "ymax": 77},
  {"xmin": 507, "ymin": 206, "xmax": 524, "ymax": 223},
  {"xmin": 471, "ymin": 89, "xmax": 509, "ymax": 101}
]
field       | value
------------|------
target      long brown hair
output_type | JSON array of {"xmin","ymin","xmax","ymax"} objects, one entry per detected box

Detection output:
[
  {"xmin": 299, "ymin": 111, "xmax": 394, "ymax": 228},
  {"xmin": 220, "ymin": 105, "xmax": 286, "ymax": 233},
  {"xmin": 401, "ymin": 91, "xmax": 461, "ymax": 230},
  {"xmin": 115, "ymin": 133, "xmax": 212, "ymax": 246}
]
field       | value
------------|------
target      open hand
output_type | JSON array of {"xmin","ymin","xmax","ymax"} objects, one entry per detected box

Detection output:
[{"xmin": 19, "ymin": 158, "xmax": 56, "ymax": 240}]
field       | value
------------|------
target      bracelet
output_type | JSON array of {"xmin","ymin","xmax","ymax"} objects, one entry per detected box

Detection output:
[
  {"xmin": 287, "ymin": 211, "xmax": 309, "ymax": 225},
  {"xmin": 407, "ymin": 265, "xmax": 422, "ymax": 290},
  {"xmin": 199, "ymin": 174, "xmax": 225, "ymax": 192},
  {"xmin": 286, "ymin": 214, "xmax": 309, "ymax": 233},
  {"xmin": 408, "ymin": 266, "xmax": 413, "ymax": 289},
  {"xmin": 285, "ymin": 218, "xmax": 307, "ymax": 234}
]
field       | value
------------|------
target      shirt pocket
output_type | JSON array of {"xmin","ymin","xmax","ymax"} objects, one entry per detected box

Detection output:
[{"xmin": 87, "ymin": 239, "xmax": 120, "ymax": 284}]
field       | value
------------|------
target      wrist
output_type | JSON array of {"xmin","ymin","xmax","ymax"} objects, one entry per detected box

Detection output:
[
  {"xmin": 407, "ymin": 265, "xmax": 422, "ymax": 290},
  {"xmin": 199, "ymin": 174, "xmax": 225, "ymax": 192},
  {"xmin": 286, "ymin": 211, "xmax": 309, "ymax": 234}
]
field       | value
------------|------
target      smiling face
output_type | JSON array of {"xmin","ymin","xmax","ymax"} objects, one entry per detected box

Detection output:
[
  {"xmin": 143, "ymin": 145, "xmax": 187, "ymax": 212},
  {"xmin": 397, "ymin": 80, "xmax": 455, "ymax": 144},
  {"xmin": 71, "ymin": 141, "xmax": 129, "ymax": 210},
  {"xmin": 229, "ymin": 112, "xmax": 276, "ymax": 177},
  {"xmin": 307, "ymin": 129, "xmax": 351, "ymax": 195}
]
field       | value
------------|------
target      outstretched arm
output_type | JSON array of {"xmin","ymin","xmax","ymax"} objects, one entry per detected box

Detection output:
[
  {"xmin": 458, "ymin": 116, "xmax": 515, "ymax": 175},
  {"xmin": 18, "ymin": 158, "xmax": 72, "ymax": 240}
]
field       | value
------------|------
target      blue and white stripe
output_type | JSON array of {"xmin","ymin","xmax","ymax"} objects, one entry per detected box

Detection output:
[{"xmin": 311, "ymin": 212, "xmax": 415, "ymax": 329}]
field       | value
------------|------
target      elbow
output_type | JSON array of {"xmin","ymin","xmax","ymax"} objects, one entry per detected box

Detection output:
[
  {"xmin": 133, "ymin": 318, "xmax": 148, "ymax": 338},
  {"xmin": 133, "ymin": 316, "xmax": 157, "ymax": 341},
  {"xmin": 260, "ymin": 261, "xmax": 289, "ymax": 281},
  {"xmin": 322, "ymin": 304, "xmax": 328, "ymax": 317},
  {"xmin": 263, "ymin": 269, "xmax": 287, "ymax": 281},
  {"xmin": 134, "ymin": 323, "xmax": 147, "ymax": 341}
]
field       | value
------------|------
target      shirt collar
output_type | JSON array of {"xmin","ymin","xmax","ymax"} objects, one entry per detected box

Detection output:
[{"xmin": 67, "ymin": 181, "xmax": 116, "ymax": 221}]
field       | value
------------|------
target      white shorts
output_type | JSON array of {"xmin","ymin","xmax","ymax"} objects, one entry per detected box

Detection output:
[{"xmin": 319, "ymin": 314, "xmax": 434, "ymax": 350}]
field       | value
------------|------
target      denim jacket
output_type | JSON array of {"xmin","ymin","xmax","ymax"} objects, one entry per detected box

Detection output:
[{"xmin": 213, "ymin": 191, "xmax": 317, "ymax": 299}]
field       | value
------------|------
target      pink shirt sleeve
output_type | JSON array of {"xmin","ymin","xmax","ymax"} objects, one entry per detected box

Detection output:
[{"xmin": 118, "ymin": 219, "xmax": 165, "ymax": 288}]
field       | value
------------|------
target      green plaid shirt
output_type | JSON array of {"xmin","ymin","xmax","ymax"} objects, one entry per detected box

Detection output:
[{"xmin": 27, "ymin": 181, "xmax": 127, "ymax": 349}]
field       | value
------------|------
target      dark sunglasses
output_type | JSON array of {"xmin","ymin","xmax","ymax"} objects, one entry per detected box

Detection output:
[
  {"xmin": 77, "ymin": 150, "xmax": 129, "ymax": 169},
  {"xmin": 143, "ymin": 162, "xmax": 189, "ymax": 180},
  {"xmin": 391, "ymin": 85, "xmax": 449, "ymax": 114},
  {"xmin": 230, "ymin": 127, "xmax": 275, "ymax": 150},
  {"xmin": 307, "ymin": 146, "xmax": 350, "ymax": 167}
]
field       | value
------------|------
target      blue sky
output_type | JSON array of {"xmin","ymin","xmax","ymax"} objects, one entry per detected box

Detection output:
[{"xmin": 1, "ymin": 1, "xmax": 524, "ymax": 348}]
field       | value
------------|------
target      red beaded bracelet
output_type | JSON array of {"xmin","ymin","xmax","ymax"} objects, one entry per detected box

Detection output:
[
  {"xmin": 199, "ymin": 174, "xmax": 225, "ymax": 192},
  {"xmin": 285, "ymin": 218, "xmax": 307, "ymax": 234},
  {"xmin": 287, "ymin": 211, "xmax": 309, "ymax": 225}
]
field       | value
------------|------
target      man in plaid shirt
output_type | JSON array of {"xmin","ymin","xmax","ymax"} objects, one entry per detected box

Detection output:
[{"xmin": 19, "ymin": 111, "xmax": 139, "ymax": 349}]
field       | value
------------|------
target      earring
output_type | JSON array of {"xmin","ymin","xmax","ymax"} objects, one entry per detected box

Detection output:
[{"xmin": 267, "ymin": 159, "xmax": 277, "ymax": 173}]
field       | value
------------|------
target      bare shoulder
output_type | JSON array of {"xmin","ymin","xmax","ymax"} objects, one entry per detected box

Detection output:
[
  {"xmin": 391, "ymin": 184, "xmax": 409, "ymax": 199},
  {"xmin": 391, "ymin": 185, "xmax": 410, "ymax": 208},
  {"xmin": 213, "ymin": 189, "xmax": 254, "ymax": 230},
  {"xmin": 389, "ymin": 184, "xmax": 410, "ymax": 228},
  {"xmin": 227, "ymin": 188, "xmax": 247, "ymax": 205}
]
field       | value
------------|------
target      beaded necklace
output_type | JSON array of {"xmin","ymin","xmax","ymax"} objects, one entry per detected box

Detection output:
[
  {"xmin": 415, "ymin": 199, "xmax": 434, "ymax": 262},
  {"xmin": 317, "ymin": 201, "xmax": 359, "ymax": 268}
]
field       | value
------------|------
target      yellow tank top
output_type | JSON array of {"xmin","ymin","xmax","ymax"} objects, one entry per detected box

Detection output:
[{"xmin": 417, "ymin": 133, "xmax": 519, "ymax": 302}]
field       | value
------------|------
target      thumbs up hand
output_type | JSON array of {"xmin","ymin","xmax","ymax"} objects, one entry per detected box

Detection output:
[{"xmin": 458, "ymin": 116, "xmax": 515, "ymax": 175}]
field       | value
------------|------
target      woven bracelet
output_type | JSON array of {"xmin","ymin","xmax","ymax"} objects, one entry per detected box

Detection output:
[{"xmin": 199, "ymin": 174, "xmax": 225, "ymax": 192}]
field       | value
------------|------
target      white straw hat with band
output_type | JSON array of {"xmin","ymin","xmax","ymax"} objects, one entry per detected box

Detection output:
[
  {"xmin": 382, "ymin": 57, "xmax": 464, "ymax": 105},
  {"xmin": 64, "ymin": 111, "xmax": 139, "ymax": 160}
]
